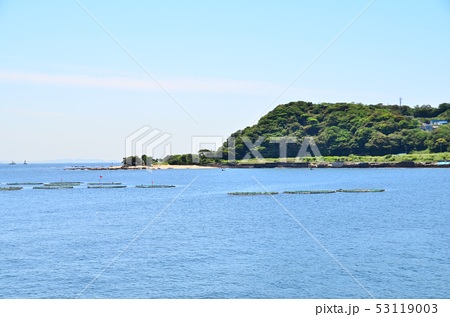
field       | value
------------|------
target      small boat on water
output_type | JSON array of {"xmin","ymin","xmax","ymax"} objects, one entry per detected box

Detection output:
[
  {"xmin": 24, "ymin": 160, "xmax": 27, "ymax": 165},
  {"xmin": 9, "ymin": 161, "xmax": 16, "ymax": 165}
]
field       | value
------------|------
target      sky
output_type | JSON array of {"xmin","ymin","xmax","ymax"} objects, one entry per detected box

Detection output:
[{"xmin": 0, "ymin": 0, "xmax": 449, "ymax": 162}]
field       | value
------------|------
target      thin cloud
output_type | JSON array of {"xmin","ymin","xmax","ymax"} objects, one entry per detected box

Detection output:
[{"xmin": 0, "ymin": 69, "xmax": 281, "ymax": 95}]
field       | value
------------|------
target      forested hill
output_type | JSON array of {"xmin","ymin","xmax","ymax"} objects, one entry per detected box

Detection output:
[{"xmin": 222, "ymin": 101, "xmax": 450, "ymax": 159}]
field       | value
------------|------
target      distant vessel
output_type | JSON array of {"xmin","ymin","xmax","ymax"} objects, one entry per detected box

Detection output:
[
  {"xmin": 24, "ymin": 160, "xmax": 27, "ymax": 165},
  {"xmin": 9, "ymin": 161, "xmax": 16, "ymax": 165}
]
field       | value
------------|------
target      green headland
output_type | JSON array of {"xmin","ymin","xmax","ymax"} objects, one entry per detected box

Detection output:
[{"xmin": 162, "ymin": 101, "xmax": 450, "ymax": 167}]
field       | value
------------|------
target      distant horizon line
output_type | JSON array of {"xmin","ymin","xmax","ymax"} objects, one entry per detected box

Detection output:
[{"xmin": 0, "ymin": 159, "xmax": 122, "ymax": 164}]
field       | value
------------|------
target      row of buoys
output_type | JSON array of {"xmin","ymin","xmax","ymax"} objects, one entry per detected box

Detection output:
[{"xmin": 228, "ymin": 189, "xmax": 385, "ymax": 196}]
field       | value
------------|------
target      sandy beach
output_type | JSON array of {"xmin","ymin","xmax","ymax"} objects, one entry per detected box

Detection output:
[{"xmin": 148, "ymin": 164, "xmax": 217, "ymax": 170}]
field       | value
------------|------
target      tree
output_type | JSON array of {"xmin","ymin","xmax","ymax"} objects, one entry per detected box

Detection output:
[
  {"xmin": 437, "ymin": 138, "xmax": 447, "ymax": 152},
  {"xmin": 217, "ymin": 100, "xmax": 450, "ymax": 159},
  {"xmin": 166, "ymin": 154, "xmax": 195, "ymax": 165},
  {"xmin": 122, "ymin": 156, "xmax": 143, "ymax": 166},
  {"xmin": 425, "ymin": 125, "xmax": 450, "ymax": 153},
  {"xmin": 364, "ymin": 132, "xmax": 393, "ymax": 156},
  {"xmin": 304, "ymin": 117, "xmax": 320, "ymax": 135},
  {"xmin": 141, "ymin": 154, "xmax": 152, "ymax": 166},
  {"xmin": 354, "ymin": 127, "xmax": 373, "ymax": 152},
  {"xmin": 198, "ymin": 149, "xmax": 216, "ymax": 164},
  {"xmin": 438, "ymin": 103, "xmax": 450, "ymax": 113},
  {"xmin": 413, "ymin": 105, "xmax": 439, "ymax": 118},
  {"xmin": 317, "ymin": 126, "xmax": 352, "ymax": 155},
  {"xmin": 437, "ymin": 109, "xmax": 450, "ymax": 121}
]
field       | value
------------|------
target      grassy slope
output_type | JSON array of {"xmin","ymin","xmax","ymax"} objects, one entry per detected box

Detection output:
[{"xmin": 228, "ymin": 151, "xmax": 450, "ymax": 164}]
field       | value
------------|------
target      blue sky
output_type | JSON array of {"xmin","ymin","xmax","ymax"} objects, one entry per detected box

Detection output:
[{"xmin": 1, "ymin": 0, "xmax": 449, "ymax": 162}]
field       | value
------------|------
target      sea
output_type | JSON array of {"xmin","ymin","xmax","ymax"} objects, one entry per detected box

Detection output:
[{"xmin": 0, "ymin": 163, "xmax": 449, "ymax": 299}]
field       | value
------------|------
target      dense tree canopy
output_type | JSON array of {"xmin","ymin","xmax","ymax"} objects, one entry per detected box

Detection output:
[{"xmin": 220, "ymin": 101, "xmax": 450, "ymax": 159}]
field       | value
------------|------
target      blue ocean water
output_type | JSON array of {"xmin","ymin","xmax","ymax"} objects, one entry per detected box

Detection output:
[{"xmin": 0, "ymin": 164, "xmax": 449, "ymax": 298}]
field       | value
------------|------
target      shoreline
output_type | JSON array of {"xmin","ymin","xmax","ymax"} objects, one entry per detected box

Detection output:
[
  {"xmin": 64, "ymin": 164, "xmax": 218, "ymax": 171},
  {"xmin": 64, "ymin": 161, "xmax": 450, "ymax": 170},
  {"xmin": 228, "ymin": 161, "xmax": 450, "ymax": 168}
]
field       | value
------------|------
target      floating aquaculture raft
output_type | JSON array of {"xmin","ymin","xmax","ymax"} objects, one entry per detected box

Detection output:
[
  {"xmin": 136, "ymin": 184, "xmax": 175, "ymax": 188},
  {"xmin": 87, "ymin": 182, "xmax": 122, "ymax": 185},
  {"xmin": 33, "ymin": 186, "xmax": 74, "ymax": 189},
  {"xmin": 336, "ymin": 189, "xmax": 385, "ymax": 193},
  {"xmin": 87, "ymin": 185, "xmax": 127, "ymax": 188},
  {"xmin": 283, "ymin": 190, "xmax": 336, "ymax": 194},
  {"xmin": 6, "ymin": 182, "xmax": 43, "ymax": 185},
  {"xmin": 0, "ymin": 187, "xmax": 23, "ymax": 191},
  {"xmin": 33, "ymin": 181, "xmax": 83, "ymax": 189},
  {"xmin": 46, "ymin": 182, "xmax": 82, "ymax": 186},
  {"xmin": 228, "ymin": 191, "xmax": 278, "ymax": 196}
]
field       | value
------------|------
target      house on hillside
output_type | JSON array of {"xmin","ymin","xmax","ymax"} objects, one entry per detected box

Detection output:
[
  {"xmin": 430, "ymin": 120, "xmax": 448, "ymax": 126},
  {"xmin": 420, "ymin": 120, "xmax": 448, "ymax": 132},
  {"xmin": 420, "ymin": 124, "xmax": 433, "ymax": 132}
]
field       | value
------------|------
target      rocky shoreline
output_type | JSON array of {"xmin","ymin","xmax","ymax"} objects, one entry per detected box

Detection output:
[{"xmin": 228, "ymin": 161, "xmax": 450, "ymax": 168}]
